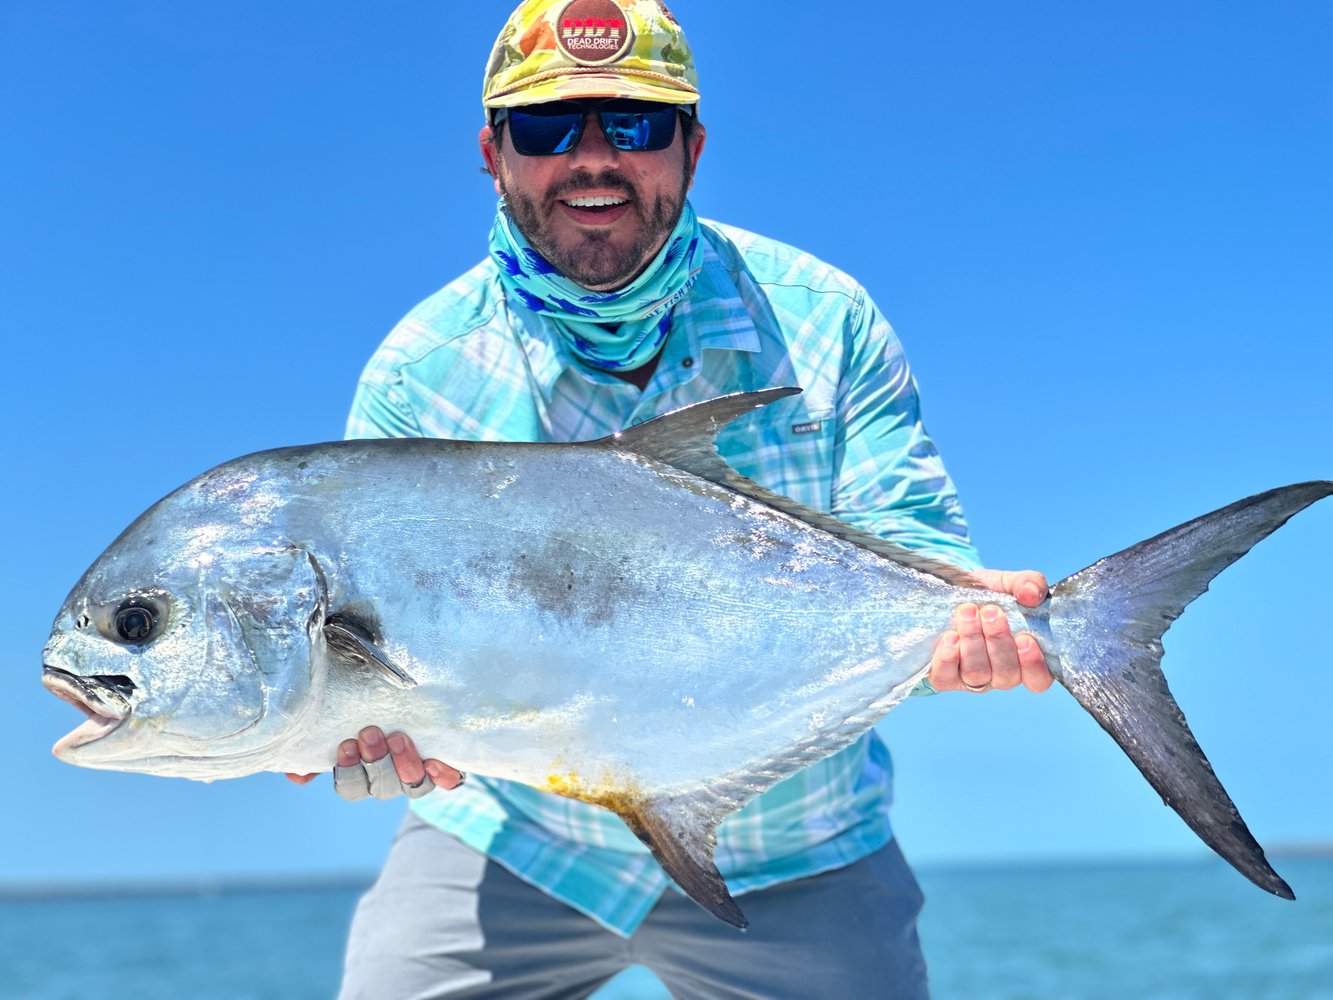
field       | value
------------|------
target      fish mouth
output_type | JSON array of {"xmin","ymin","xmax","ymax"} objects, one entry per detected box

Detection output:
[{"xmin": 43, "ymin": 667, "xmax": 135, "ymax": 753}]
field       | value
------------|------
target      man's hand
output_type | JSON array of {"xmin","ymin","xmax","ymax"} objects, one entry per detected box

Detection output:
[
  {"xmin": 928, "ymin": 569, "xmax": 1053, "ymax": 694},
  {"xmin": 284, "ymin": 726, "xmax": 466, "ymax": 800}
]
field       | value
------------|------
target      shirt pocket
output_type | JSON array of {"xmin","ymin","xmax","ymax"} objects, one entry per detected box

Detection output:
[{"xmin": 714, "ymin": 394, "xmax": 835, "ymax": 512}]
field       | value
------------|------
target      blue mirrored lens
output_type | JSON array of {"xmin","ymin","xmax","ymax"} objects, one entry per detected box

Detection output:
[
  {"xmin": 504, "ymin": 102, "xmax": 680, "ymax": 156},
  {"xmin": 600, "ymin": 107, "xmax": 677, "ymax": 151},
  {"xmin": 508, "ymin": 110, "xmax": 584, "ymax": 156}
]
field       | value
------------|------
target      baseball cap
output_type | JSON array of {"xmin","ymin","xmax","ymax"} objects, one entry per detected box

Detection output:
[{"xmin": 482, "ymin": 0, "xmax": 700, "ymax": 110}]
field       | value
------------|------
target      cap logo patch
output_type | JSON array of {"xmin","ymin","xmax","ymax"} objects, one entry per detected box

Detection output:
[{"xmin": 557, "ymin": 0, "xmax": 635, "ymax": 66}]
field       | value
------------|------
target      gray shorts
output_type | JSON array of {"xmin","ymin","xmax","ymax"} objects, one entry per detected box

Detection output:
[{"xmin": 340, "ymin": 812, "xmax": 928, "ymax": 999}]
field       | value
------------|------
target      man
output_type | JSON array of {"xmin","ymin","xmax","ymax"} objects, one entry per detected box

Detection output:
[{"xmin": 292, "ymin": 1, "xmax": 1051, "ymax": 996}]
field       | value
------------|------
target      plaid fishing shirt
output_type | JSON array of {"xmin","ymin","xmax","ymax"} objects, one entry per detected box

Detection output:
[{"xmin": 346, "ymin": 217, "xmax": 982, "ymax": 936}]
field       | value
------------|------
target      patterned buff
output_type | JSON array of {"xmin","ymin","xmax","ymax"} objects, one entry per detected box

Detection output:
[{"xmin": 489, "ymin": 199, "xmax": 703, "ymax": 372}]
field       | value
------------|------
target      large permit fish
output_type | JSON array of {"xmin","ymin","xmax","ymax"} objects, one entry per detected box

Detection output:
[{"xmin": 41, "ymin": 388, "xmax": 1329, "ymax": 928}]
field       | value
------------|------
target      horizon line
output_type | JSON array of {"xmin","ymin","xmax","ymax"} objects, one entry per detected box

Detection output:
[{"xmin": 4, "ymin": 843, "xmax": 1329, "ymax": 902}]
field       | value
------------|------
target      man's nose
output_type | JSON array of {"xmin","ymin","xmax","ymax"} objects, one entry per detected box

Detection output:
[{"xmin": 567, "ymin": 113, "xmax": 620, "ymax": 166}]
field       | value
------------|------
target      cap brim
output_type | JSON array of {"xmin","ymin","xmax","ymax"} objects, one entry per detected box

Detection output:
[{"xmin": 485, "ymin": 69, "xmax": 699, "ymax": 109}]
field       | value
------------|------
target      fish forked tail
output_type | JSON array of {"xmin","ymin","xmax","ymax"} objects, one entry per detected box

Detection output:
[{"xmin": 1043, "ymin": 480, "xmax": 1333, "ymax": 900}]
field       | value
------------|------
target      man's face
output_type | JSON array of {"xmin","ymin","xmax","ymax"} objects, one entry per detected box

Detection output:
[{"xmin": 480, "ymin": 105, "xmax": 706, "ymax": 291}]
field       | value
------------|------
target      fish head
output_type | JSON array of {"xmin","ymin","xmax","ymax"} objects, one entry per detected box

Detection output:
[{"xmin": 42, "ymin": 471, "xmax": 328, "ymax": 777}]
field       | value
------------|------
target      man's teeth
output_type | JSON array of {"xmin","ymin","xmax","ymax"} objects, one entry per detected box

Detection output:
[{"xmin": 564, "ymin": 195, "xmax": 628, "ymax": 207}]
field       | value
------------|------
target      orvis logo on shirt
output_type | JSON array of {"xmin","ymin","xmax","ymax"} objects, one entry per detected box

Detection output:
[{"xmin": 791, "ymin": 420, "xmax": 823, "ymax": 436}]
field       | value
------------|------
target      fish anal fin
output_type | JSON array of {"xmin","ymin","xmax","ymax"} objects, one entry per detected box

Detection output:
[{"xmin": 618, "ymin": 798, "xmax": 748, "ymax": 930}]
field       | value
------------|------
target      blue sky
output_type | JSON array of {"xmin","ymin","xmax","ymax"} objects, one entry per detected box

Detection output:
[{"xmin": 2, "ymin": 0, "xmax": 1330, "ymax": 905}]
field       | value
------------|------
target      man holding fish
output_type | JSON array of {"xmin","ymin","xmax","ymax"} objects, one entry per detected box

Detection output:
[{"xmin": 302, "ymin": 1, "xmax": 1052, "ymax": 996}]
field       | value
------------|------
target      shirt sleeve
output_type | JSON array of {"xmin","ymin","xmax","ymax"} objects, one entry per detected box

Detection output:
[
  {"xmin": 346, "ymin": 375, "xmax": 427, "ymax": 441},
  {"xmin": 831, "ymin": 287, "xmax": 982, "ymax": 573}
]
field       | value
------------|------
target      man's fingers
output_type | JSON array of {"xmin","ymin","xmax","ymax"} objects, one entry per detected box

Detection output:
[
  {"xmin": 357, "ymin": 725, "xmax": 389, "ymax": 763},
  {"xmin": 425, "ymin": 760, "xmax": 468, "ymax": 791},
  {"xmin": 338, "ymin": 739, "xmax": 362, "ymax": 766},
  {"xmin": 1016, "ymin": 571, "xmax": 1049, "ymax": 607},
  {"xmin": 974, "ymin": 569, "xmax": 1049, "ymax": 607},
  {"xmin": 334, "ymin": 748, "xmax": 408, "ymax": 800},
  {"xmin": 331, "ymin": 729, "xmax": 464, "ymax": 801},
  {"xmin": 334, "ymin": 765, "xmax": 371, "ymax": 801},
  {"xmin": 955, "ymin": 604, "xmax": 991, "ymax": 691},
  {"xmin": 404, "ymin": 772, "xmax": 437, "ymax": 799},
  {"xmin": 1017, "ymin": 634, "xmax": 1054, "ymax": 693},
  {"xmin": 363, "ymin": 754, "xmax": 404, "ymax": 800},
  {"xmin": 979, "ymin": 605, "xmax": 1022, "ymax": 690},
  {"xmin": 928, "ymin": 630, "xmax": 962, "ymax": 691},
  {"xmin": 386, "ymin": 732, "xmax": 427, "ymax": 788},
  {"xmin": 935, "ymin": 590, "xmax": 1055, "ymax": 696},
  {"xmin": 386, "ymin": 733, "xmax": 463, "ymax": 795},
  {"xmin": 356, "ymin": 726, "xmax": 416, "ymax": 797}
]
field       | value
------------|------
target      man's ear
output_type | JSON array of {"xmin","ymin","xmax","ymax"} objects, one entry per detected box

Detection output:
[
  {"xmin": 686, "ymin": 122, "xmax": 706, "ymax": 190},
  {"xmin": 480, "ymin": 125, "xmax": 502, "ymax": 195}
]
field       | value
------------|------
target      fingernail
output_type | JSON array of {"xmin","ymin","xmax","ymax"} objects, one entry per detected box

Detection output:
[
  {"xmin": 943, "ymin": 631, "xmax": 959, "ymax": 647},
  {"xmin": 981, "ymin": 606, "xmax": 1000, "ymax": 624},
  {"xmin": 960, "ymin": 605, "xmax": 978, "ymax": 623},
  {"xmin": 387, "ymin": 734, "xmax": 406, "ymax": 754},
  {"xmin": 338, "ymin": 741, "xmax": 359, "ymax": 765},
  {"xmin": 363, "ymin": 729, "xmax": 384, "ymax": 751},
  {"xmin": 1022, "ymin": 583, "xmax": 1043, "ymax": 604},
  {"xmin": 1016, "ymin": 635, "xmax": 1033, "ymax": 653}
]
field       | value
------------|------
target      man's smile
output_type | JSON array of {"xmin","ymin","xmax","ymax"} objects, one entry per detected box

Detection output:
[
  {"xmin": 559, "ymin": 192, "xmax": 633, "ymax": 226},
  {"xmin": 563, "ymin": 195, "xmax": 628, "ymax": 208}
]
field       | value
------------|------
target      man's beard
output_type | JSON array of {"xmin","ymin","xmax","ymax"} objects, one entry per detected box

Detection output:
[{"xmin": 500, "ymin": 169, "xmax": 689, "ymax": 290}]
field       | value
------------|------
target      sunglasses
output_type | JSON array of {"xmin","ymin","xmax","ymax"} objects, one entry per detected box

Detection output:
[{"xmin": 492, "ymin": 99, "xmax": 693, "ymax": 157}]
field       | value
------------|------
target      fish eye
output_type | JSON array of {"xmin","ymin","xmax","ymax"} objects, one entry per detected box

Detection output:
[{"xmin": 114, "ymin": 602, "xmax": 158, "ymax": 643}]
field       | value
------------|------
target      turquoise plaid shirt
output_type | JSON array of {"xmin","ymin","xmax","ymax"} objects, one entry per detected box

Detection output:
[{"xmin": 346, "ymin": 218, "xmax": 982, "ymax": 937}]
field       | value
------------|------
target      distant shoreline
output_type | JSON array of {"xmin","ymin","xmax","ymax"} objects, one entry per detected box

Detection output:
[
  {"xmin": 4, "ymin": 847, "xmax": 1328, "ymax": 902},
  {"xmin": 0, "ymin": 872, "xmax": 376, "ymax": 902},
  {"xmin": 915, "ymin": 842, "xmax": 1333, "ymax": 873}
]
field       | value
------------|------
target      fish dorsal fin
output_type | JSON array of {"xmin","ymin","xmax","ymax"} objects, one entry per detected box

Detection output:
[
  {"xmin": 608, "ymin": 388, "xmax": 985, "ymax": 590},
  {"xmin": 617, "ymin": 796, "xmax": 748, "ymax": 929}
]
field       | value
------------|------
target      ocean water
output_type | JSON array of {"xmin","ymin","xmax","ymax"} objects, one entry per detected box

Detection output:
[
  {"xmin": 915, "ymin": 857, "xmax": 1333, "ymax": 1000},
  {"xmin": 2, "ymin": 858, "xmax": 1328, "ymax": 999}
]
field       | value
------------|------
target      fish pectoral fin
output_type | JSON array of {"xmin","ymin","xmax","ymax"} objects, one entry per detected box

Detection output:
[
  {"xmin": 323, "ymin": 614, "xmax": 417, "ymax": 689},
  {"xmin": 619, "ymin": 797, "xmax": 748, "ymax": 930}
]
